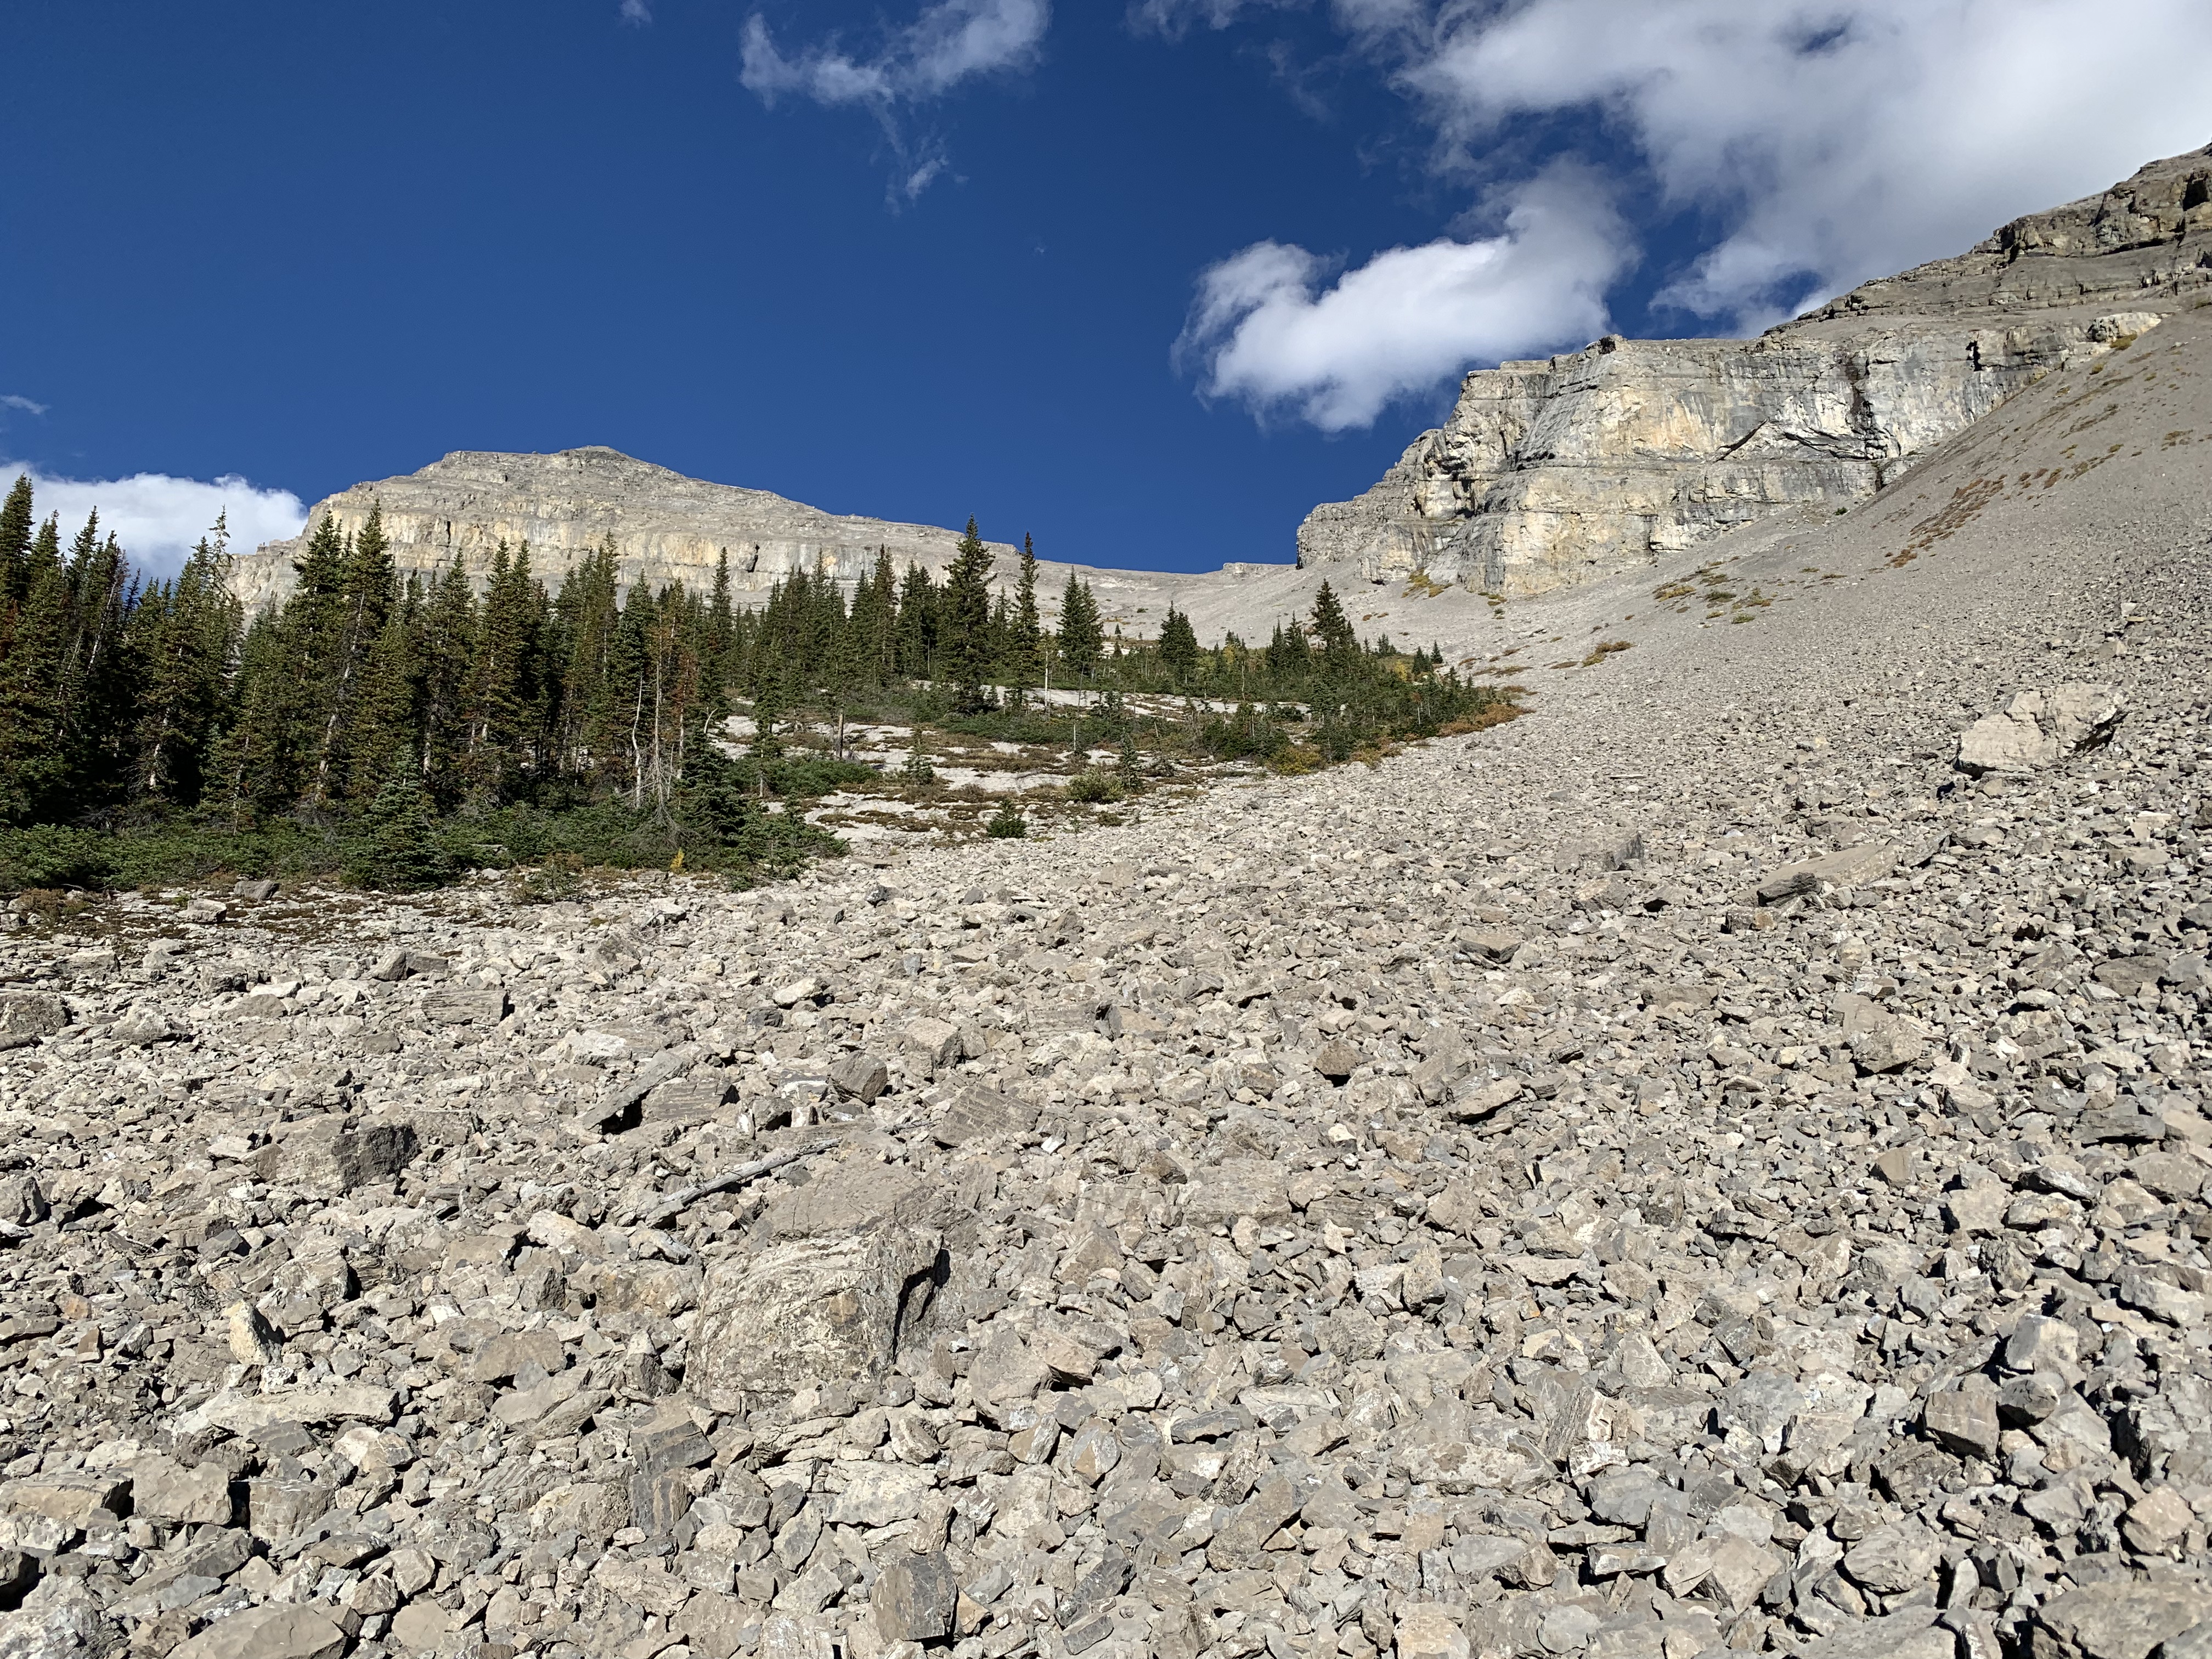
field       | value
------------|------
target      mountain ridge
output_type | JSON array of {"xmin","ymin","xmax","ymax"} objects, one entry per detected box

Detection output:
[
  {"xmin": 225, "ymin": 145, "xmax": 2212, "ymax": 643},
  {"xmin": 1294, "ymin": 142, "xmax": 2212, "ymax": 597}
]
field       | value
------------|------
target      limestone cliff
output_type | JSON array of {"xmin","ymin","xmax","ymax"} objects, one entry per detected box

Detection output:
[
  {"xmin": 227, "ymin": 447, "xmax": 1021, "ymax": 613},
  {"xmin": 1298, "ymin": 143, "xmax": 2212, "ymax": 596}
]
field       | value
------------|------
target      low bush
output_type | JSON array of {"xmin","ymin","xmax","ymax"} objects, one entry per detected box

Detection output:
[{"xmin": 0, "ymin": 826, "xmax": 117, "ymax": 892}]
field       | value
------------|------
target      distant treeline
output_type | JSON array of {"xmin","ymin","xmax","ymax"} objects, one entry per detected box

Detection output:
[{"xmin": 0, "ymin": 475, "xmax": 1499, "ymax": 887}]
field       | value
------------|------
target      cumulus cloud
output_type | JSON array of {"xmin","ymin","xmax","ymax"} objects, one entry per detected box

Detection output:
[
  {"xmin": 1168, "ymin": 0, "xmax": 2212, "ymax": 426},
  {"xmin": 741, "ymin": 0, "xmax": 1048, "ymax": 196},
  {"xmin": 619, "ymin": 0, "xmax": 652, "ymax": 24},
  {"xmin": 1396, "ymin": 0, "xmax": 2212, "ymax": 326},
  {"xmin": 1178, "ymin": 163, "xmax": 1628, "ymax": 431},
  {"xmin": 0, "ymin": 395, "xmax": 47, "ymax": 416},
  {"xmin": 0, "ymin": 464, "xmax": 308, "ymax": 583}
]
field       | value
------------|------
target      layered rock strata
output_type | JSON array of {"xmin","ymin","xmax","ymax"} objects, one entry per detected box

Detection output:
[
  {"xmin": 225, "ymin": 447, "xmax": 1021, "ymax": 614},
  {"xmin": 1298, "ymin": 144, "xmax": 2212, "ymax": 596}
]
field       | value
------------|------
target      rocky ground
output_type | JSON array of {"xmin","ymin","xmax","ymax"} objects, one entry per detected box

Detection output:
[
  {"xmin": 749, "ymin": 692, "xmax": 1248, "ymax": 850},
  {"xmin": 0, "ymin": 334, "xmax": 2207, "ymax": 1659}
]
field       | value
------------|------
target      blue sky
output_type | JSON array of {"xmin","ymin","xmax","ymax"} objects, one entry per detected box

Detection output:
[{"xmin": 3, "ymin": 0, "xmax": 2207, "ymax": 577}]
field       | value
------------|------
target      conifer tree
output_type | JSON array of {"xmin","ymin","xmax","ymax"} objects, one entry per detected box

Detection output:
[
  {"xmin": 128, "ymin": 520, "xmax": 242, "ymax": 807},
  {"xmin": 416, "ymin": 556, "xmax": 478, "ymax": 807},
  {"xmin": 941, "ymin": 517, "xmax": 994, "ymax": 710},
  {"xmin": 895, "ymin": 562, "xmax": 936, "ymax": 681},
  {"xmin": 1159, "ymin": 604, "xmax": 1200, "ymax": 689},
  {"xmin": 307, "ymin": 507, "xmax": 395, "ymax": 804},
  {"xmin": 860, "ymin": 548, "xmax": 899, "ymax": 685},
  {"xmin": 555, "ymin": 538, "xmax": 621, "ymax": 785},
  {"xmin": 1057, "ymin": 575, "xmax": 1102, "ymax": 680},
  {"xmin": 345, "ymin": 605, "xmax": 419, "ymax": 803},
  {"xmin": 706, "ymin": 551, "xmax": 736, "ymax": 716},
  {"xmin": 462, "ymin": 541, "xmax": 543, "ymax": 804},
  {"xmin": 212, "ymin": 612, "xmax": 306, "ymax": 822},
  {"xmin": 1012, "ymin": 534, "xmax": 1042, "ymax": 693},
  {"xmin": 1310, "ymin": 580, "xmax": 1359, "ymax": 680},
  {"xmin": 0, "ymin": 555, "xmax": 73, "ymax": 821},
  {"xmin": 344, "ymin": 766, "xmax": 453, "ymax": 890},
  {"xmin": 0, "ymin": 476, "xmax": 33, "ymax": 612}
]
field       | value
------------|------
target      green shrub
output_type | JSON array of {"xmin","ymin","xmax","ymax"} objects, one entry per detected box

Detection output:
[
  {"xmin": 345, "ymin": 776, "xmax": 456, "ymax": 891},
  {"xmin": 1064, "ymin": 770, "xmax": 1118, "ymax": 804},
  {"xmin": 900, "ymin": 736, "xmax": 935, "ymax": 787},
  {"xmin": 0, "ymin": 826, "xmax": 116, "ymax": 893},
  {"xmin": 509, "ymin": 851, "xmax": 587, "ymax": 904},
  {"xmin": 985, "ymin": 800, "xmax": 1028, "ymax": 838},
  {"xmin": 1116, "ymin": 736, "xmax": 1145, "ymax": 795}
]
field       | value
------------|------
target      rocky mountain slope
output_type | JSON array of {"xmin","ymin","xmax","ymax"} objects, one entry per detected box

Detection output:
[
  {"xmin": 222, "ymin": 448, "xmax": 1026, "ymax": 616},
  {"xmin": 224, "ymin": 147, "xmax": 2211, "ymax": 654},
  {"xmin": 1296, "ymin": 144, "xmax": 2211, "ymax": 600},
  {"xmin": 220, "ymin": 447, "xmax": 1266, "ymax": 644},
  {"xmin": 0, "ymin": 229, "xmax": 2207, "ymax": 1659}
]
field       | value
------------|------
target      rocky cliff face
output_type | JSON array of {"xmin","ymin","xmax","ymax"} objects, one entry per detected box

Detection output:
[
  {"xmin": 1298, "ymin": 143, "xmax": 2212, "ymax": 597},
  {"xmin": 226, "ymin": 447, "xmax": 1020, "ymax": 613}
]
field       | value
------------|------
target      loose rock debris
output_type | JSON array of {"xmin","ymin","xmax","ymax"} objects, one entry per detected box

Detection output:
[{"xmin": 0, "ymin": 592, "xmax": 2205, "ymax": 1659}]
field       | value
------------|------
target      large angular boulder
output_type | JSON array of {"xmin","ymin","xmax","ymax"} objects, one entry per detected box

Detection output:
[
  {"xmin": 691, "ymin": 1228, "xmax": 943, "ymax": 1408},
  {"xmin": 0, "ymin": 994, "xmax": 68, "ymax": 1050},
  {"xmin": 253, "ymin": 1115, "xmax": 417, "ymax": 1192},
  {"xmin": 691, "ymin": 1156, "xmax": 949, "ymax": 1409},
  {"xmin": 2032, "ymin": 1583, "xmax": 2209, "ymax": 1659},
  {"xmin": 1957, "ymin": 684, "xmax": 2124, "ymax": 775}
]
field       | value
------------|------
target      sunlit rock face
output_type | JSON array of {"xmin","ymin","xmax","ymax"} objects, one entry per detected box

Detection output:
[
  {"xmin": 1297, "ymin": 144, "xmax": 2210, "ymax": 597},
  {"xmin": 226, "ymin": 445, "xmax": 1014, "ymax": 612}
]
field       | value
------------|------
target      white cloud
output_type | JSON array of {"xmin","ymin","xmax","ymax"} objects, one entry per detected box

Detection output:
[
  {"xmin": 0, "ymin": 395, "xmax": 48, "ymax": 416},
  {"xmin": 1396, "ymin": 0, "xmax": 2212, "ymax": 326},
  {"xmin": 1170, "ymin": 0, "xmax": 2212, "ymax": 426},
  {"xmin": 0, "ymin": 464, "xmax": 308, "ymax": 583},
  {"xmin": 1130, "ymin": 0, "xmax": 1300, "ymax": 36},
  {"xmin": 741, "ymin": 0, "xmax": 1047, "ymax": 106},
  {"xmin": 740, "ymin": 0, "xmax": 1047, "ymax": 195},
  {"xmin": 620, "ymin": 0, "xmax": 652, "ymax": 24},
  {"xmin": 1178, "ymin": 163, "xmax": 1628, "ymax": 431}
]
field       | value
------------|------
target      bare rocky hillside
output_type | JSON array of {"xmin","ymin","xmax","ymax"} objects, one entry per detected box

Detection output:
[
  {"xmin": 1, "ymin": 271, "xmax": 2208, "ymax": 1659},
  {"xmin": 5, "ymin": 142, "xmax": 2211, "ymax": 1659},
  {"xmin": 219, "ymin": 449, "xmax": 1243, "ymax": 641}
]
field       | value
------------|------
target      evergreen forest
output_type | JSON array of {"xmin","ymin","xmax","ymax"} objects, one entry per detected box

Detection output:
[{"xmin": 0, "ymin": 478, "xmax": 1508, "ymax": 893}]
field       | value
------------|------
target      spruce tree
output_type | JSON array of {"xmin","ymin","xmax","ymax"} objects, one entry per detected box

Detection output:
[
  {"xmin": 1310, "ymin": 580, "xmax": 1359, "ymax": 680},
  {"xmin": 861, "ymin": 548, "xmax": 899, "ymax": 685},
  {"xmin": 0, "ymin": 475, "xmax": 33, "ymax": 612},
  {"xmin": 416, "ymin": 556, "xmax": 478, "ymax": 808},
  {"xmin": 308, "ymin": 507, "xmax": 396, "ymax": 804},
  {"xmin": 211, "ymin": 612, "xmax": 306, "ymax": 822},
  {"xmin": 344, "ymin": 766, "xmax": 453, "ymax": 890},
  {"xmin": 706, "ymin": 551, "xmax": 736, "ymax": 718},
  {"xmin": 462, "ymin": 541, "xmax": 543, "ymax": 805},
  {"xmin": 1159, "ymin": 604, "xmax": 1200, "ymax": 689},
  {"xmin": 1057, "ymin": 575, "xmax": 1102, "ymax": 680},
  {"xmin": 53, "ymin": 521, "xmax": 137, "ymax": 815},
  {"xmin": 895, "ymin": 562, "xmax": 936, "ymax": 681},
  {"xmin": 345, "ymin": 606, "xmax": 419, "ymax": 803},
  {"xmin": 941, "ymin": 517, "xmax": 994, "ymax": 710},
  {"xmin": 1013, "ymin": 533, "xmax": 1042, "ymax": 694},
  {"xmin": 129, "ymin": 521, "xmax": 242, "ymax": 807},
  {"xmin": 554, "ymin": 538, "xmax": 620, "ymax": 787},
  {"xmin": 0, "ymin": 557, "xmax": 72, "ymax": 821}
]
